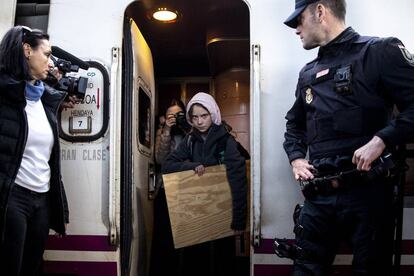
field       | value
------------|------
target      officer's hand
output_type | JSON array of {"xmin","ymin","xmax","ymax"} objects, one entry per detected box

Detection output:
[
  {"xmin": 291, "ymin": 158, "xmax": 315, "ymax": 181},
  {"xmin": 194, "ymin": 165, "xmax": 205, "ymax": 176},
  {"xmin": 352, "ymin": 136, "xmax": 386, "ymax": 171}
]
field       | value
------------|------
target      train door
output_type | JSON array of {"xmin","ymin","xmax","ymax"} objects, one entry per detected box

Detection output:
[
  {"xmin": 125, "ymin": 0, "xmax": 251, "ymax": 275},
  {"xmin": 121, "ymin": 18, "xmax": 155, "ymax": 276}
]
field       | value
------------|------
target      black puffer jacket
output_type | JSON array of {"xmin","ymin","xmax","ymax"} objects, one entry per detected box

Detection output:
[
  {"xmin": 162, "ymin": 124, "xmax": 247, "ymax": 231},
  {"xmin": 0, "ymin": 73, "xmax": 69, "ymax": 240}
]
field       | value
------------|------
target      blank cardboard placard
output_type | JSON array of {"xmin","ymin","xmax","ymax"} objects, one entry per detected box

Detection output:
[{"xmin": 163, "ymin": 164, "xmax": 234, "ymax": 248}]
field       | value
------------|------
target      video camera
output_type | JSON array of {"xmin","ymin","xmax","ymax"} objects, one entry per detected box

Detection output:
[{"xmin": 45, "ymin": 46, "xmax": 89, "ymax": 99}]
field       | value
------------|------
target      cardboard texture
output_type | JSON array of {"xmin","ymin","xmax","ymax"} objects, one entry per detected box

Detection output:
[{"xmin": 163, "ymin": 163, "xmax": 249, "ymax": 248}]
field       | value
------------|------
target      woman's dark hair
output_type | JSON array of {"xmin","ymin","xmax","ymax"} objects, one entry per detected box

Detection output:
[
  {"xmin": 0, "ymin": 26, "xmax": 49, "ymax": 80},
  {"xmin": 165, "ymin": 98, "xmax": 186, "ymax": 116}
]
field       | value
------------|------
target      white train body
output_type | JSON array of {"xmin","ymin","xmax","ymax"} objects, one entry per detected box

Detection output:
[{"xmin": 1, "ymin": 0, "xmax": 413, "ymax": 275}]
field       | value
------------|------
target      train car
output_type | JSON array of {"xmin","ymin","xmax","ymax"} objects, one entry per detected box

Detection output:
[{"xmin": 1, "ymin": 0, "xmax": 414, "ymax": 275}]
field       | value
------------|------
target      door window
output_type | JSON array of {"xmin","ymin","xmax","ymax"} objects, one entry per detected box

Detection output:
[{"xmin": 138, "ymin": 87, "xmax": 151, "ymax": 149}]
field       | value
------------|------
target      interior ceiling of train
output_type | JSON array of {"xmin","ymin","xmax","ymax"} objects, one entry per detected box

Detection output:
[
  {"xmin": 127, "ymin": 0, "xmax": 250, "ymax": 78},
  {"xmin": 16, "ymin": 0, "xmax": 250, "ymax": 78}
]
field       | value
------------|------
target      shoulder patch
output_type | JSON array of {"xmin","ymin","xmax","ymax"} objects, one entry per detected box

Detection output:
[{"xmin": 397, "ymin": 44, "xmax": 414, "ymax": 66}]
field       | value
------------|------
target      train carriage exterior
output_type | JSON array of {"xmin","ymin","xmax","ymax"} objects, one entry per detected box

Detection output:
[{"xmin": 1, "ymin": 0, "xmax": 414, "ymax": 275}]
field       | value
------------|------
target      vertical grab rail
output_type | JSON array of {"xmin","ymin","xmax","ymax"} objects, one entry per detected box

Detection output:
[
  {"xmin": 109, "ymin": 47, "xmax": 121, "ymax": 245},
  {"xmin": 251, "ymin": 44, "xmax": 262, "ymax": 247}
]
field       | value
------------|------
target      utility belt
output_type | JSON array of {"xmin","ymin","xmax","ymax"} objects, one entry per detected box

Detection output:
[
  {"xmin": 300, "ymin": 153, "xmax": 396, "ymax": 198},
  {"xmin": 274, "ymin": 152, "xmax": 407, "ymax": 262}
]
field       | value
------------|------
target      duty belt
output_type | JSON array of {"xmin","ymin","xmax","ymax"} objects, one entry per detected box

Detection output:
[{"xmin": 301, "ymin": 153, "xmax": 396, "ymax": 198}]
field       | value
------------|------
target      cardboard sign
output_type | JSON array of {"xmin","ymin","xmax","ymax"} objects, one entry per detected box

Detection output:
[{"xmin": 163, "ymin": 164, "xmax": 237, "ymax": 248}]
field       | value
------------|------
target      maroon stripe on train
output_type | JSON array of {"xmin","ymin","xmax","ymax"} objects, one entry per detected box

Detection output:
[
  {"xmin": 46, "ymin": 235, "xmax": 117, "ymax": 251},
  {"xmin": 254, "ymin": 265, "xmax": 414, "ymax": 276},
  {"xmin": 255, "ymin": 238, "xmax": 414, "ymax": 255},
  {"xmin": 43, "ymin": 261, "xmax": 117, "ymax": 276},
  {"xmin": 402, "ymin": 240, "xmax": 414, "ymax": 254},
  {"xmin": 254, "ymin": 265, "xmax": 292, "ymax": 276},
  {"xmin": 253, "ymin": 238, "xmax": 277, "ymax": 254}
]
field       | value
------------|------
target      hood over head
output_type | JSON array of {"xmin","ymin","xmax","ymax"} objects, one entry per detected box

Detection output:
[{"xmin": 186, "ymin": 92, "xmax": 222, "ymax": 125}]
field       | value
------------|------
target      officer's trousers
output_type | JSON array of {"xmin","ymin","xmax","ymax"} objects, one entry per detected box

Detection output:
[{"xmin": 292, "ymin": 177, "xmax": 394, "ymax": 276}]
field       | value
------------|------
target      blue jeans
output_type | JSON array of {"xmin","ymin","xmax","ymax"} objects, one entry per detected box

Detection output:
[
  {"xmin": 292, "ymin": 178, "xmax": 393, "ymax": 276},
  {"xmin": 0, "ymin": 184, "xmax": 50, "ymax": 276}
]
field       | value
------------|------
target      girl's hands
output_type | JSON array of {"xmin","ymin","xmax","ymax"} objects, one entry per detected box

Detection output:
[{"xmin": 194, "ymin": 165, "xmax": 205, "ymax": 176}]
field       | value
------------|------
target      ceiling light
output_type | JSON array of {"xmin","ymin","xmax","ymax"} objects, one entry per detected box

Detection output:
[{"xmin": 153, "ymin": 8, "xmax": 178, "ymax": 22}]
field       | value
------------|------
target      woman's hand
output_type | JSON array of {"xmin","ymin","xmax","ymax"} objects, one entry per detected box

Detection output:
[
  {"xmin": 60, "ymin": 95, "xmax": 80, "ymax": 109},
  {"xmin": 49, "ymin": 66, "xmax": 63, "ymax": 81},
  {"xmin": 165, "ymin": 113, "xmax": 177, "ymax": 128}
]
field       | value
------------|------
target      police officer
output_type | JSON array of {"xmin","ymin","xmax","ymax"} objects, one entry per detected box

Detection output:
[{"xmin": 283, "ymin": 0, "xmax": 414, "ymax": 275}]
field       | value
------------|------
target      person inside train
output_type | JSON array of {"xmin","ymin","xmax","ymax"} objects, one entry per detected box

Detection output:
[
  {"xmin": 155, "ymin": 99, "xmax": 190, "ymax": 165},
  {"xmin": 150, "ymin": 98, "xmax": 190, "ymax": 276},
  {"xmin": 0, "ymin": 26, "xmax": 75, "ymax": 276},
  {"xmin": 162, "ymin": 92, "xmax": 247, "ymax": 276}
]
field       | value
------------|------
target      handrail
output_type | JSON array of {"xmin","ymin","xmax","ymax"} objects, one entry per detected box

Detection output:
[
  {"xmin": 251, "ymin": 44, "xmax": 262, "ymax": 247},
  {"xmin": 108, "ymin": 47, "xmax": 121, "ymax": 246}
]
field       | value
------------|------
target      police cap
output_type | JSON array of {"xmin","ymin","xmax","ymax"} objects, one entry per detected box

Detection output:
[{"xmin": 284, "ymin": 0, "xmax": 320, "ymax": 28}]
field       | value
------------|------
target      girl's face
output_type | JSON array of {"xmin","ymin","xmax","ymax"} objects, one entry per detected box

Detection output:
[
  {"xmin": 190, "ymin": 105, "xmax": 212, "ymax": 133},
  {"xmin": 24, "ymin": 39, "xmax": 53, "ymax": 81}
]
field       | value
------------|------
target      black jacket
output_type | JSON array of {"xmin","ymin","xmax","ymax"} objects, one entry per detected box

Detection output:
[
  {"xmin": 0, "ymin": 73, "xmax": 69, "ymax": 240},
  {"xmin": 162, "ymin": 124, "xmax": 247, "ymax": 231},
  {"xmin": 284, "ymin": 27, "xmax": 414, "ymax": 163}
]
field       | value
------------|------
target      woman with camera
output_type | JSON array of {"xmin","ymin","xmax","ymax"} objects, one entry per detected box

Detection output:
[
  {"xmin": 150, "ymin": 99, "xmax": 190, "ymax": 276},
  {"xmin": 0, "ymin": 26, "xmax": 70, "ymax": 275},
  {"xmin": 155, "ymin": 99, "xmax": 190, "ymax": 163}
]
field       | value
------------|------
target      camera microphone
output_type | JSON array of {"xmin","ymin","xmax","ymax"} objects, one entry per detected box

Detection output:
[
  {"xmin": 51, "ymin": 46, "xmax": 90, "ymax": 70},
  {"xmin": 46, "ymin": 46, "xmax": 89, "ymax": 98}
]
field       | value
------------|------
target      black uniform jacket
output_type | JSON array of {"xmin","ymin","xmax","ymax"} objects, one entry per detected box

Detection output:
[
  {"xmin": 162, "ymin": 124, "xmax": 247, "ymax": 231},
  {"xmin": 284, "ymin": 27, "xmax": 414, "ymax": 163},
  {"xmin": 0, "ymin": 73, "xmax": 69, "ymax": 240}
]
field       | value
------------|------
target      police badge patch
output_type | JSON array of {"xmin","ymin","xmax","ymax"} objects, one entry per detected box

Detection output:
[
  {"xmin": 305, "ymin": 88, "xmax": 313, "ymax": 104},
  {"xmin": 398, "ymin": 45, "xmax": 414, "ymax": 66}
]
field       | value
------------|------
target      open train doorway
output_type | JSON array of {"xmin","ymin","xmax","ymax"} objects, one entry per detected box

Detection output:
[
  {"xmin": 126, "ymin": 0, "xmax": 251, "ymax": 151},
  {"xmin": 124, "ymin": 0, "xmax": 250, "ymax": 275}
]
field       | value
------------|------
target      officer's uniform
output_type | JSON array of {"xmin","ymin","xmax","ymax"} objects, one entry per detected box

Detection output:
[{"xmin": 283, "ymin": 27, "xmax": 414, "ymax": 275}]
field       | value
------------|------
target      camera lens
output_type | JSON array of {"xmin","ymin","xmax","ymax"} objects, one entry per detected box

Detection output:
[{"xmin": 174, "ymin": 111, "xmax": 188, "ymax": 129}]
